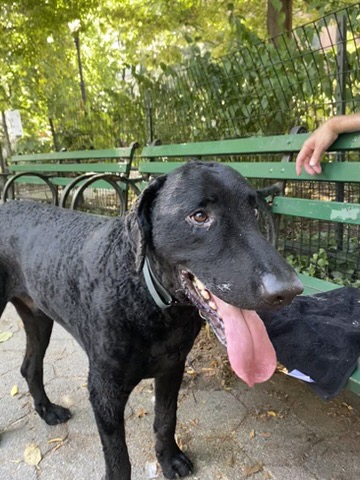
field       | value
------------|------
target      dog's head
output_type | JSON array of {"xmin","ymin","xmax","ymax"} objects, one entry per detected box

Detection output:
[{"xmin": 134, "ymin": 161, "xmax": 303, "ymax": 386}]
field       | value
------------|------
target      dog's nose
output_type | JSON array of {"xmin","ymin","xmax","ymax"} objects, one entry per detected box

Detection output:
[{"xmin": 260, "ymin": 273, "xmax": 304, "ymax": 306}]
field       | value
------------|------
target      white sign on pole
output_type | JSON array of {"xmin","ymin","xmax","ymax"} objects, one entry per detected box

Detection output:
[{"xmin": 5, "ymin": 110, "xmax": 23, "ymax": 138}]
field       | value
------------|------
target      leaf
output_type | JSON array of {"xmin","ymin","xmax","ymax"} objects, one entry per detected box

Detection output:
[
  {"xmin": 0, "ymin": 331, "xmax": 13, "ymax": 342},
  {"xmin": 267, "ymin": 410, "xmax": 277, "ymax": 417},
  {"xmin": 24, "ymin": 443, "xmax": 42, "ymax": 466},
  {"xmin": 48, "ymin": 437, "xmax": 65, "ymax": 444},
  {"xmin": 243, "ymin": 462, "xmax": 263, "ymax": 477},
  {"xmin": 10, "ymin": 385, "xmax": 19, "ymax": 396}
]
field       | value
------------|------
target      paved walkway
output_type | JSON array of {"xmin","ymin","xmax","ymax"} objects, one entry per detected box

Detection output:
[{"xmin": 1, "ymin": 303, "xmax": 360, "ymax": 480}]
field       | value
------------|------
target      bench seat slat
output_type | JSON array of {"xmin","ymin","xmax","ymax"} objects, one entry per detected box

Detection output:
[
  {"xmin": 346, "ymin": 368, "xmax": 360, "ymax": 396},
  {"xmin": 272, "ymin": 197, "xmax": 360, "ymax": 224},
  {"xmin": 298, "ymin": 273, "xmax": 340, "ymax": 295}
]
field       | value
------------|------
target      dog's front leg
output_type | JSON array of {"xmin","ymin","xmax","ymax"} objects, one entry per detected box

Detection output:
[
  {"xmin": 154, "ymin": 362, "xmax": 193, "ymax": 479},
  {"xmin": 88, "ymin": 369, "xmax": 132, "ymax": 480}
]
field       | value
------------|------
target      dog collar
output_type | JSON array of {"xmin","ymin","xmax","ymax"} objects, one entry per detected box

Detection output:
[{"xmin": 142, "ymin": 256, "xmax": 174, "ymax": 309}]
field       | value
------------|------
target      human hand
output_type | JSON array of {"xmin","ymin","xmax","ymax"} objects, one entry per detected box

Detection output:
[{"xmin": 295, "ymin": 121, "xmax": 339, "ymax": 176}]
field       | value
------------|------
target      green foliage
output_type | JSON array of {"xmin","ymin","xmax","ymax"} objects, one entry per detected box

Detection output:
[
  {"xmin": 286, "ymin": 243, "xmax": 360, "ymax": 288},
  {"xmin": 308, "ymin": 0, "xmax": 356, "ymax": 16},
  {"xmin": 1, "ymin": 1, "xmax": 359, "ymax": 151},
  {"xmin": 287, "ymin": 248, "xmax": 330, "ymax": 280}
]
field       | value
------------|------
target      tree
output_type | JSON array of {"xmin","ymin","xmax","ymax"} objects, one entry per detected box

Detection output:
[{"xmin": 267, "ymin": 0, "xmax": 293, "ymax": 40}]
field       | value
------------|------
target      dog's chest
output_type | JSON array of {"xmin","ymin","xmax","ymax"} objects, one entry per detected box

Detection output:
[{"xmin": 141, "ymin": 313, "xmax": 202, "ymax": 377}]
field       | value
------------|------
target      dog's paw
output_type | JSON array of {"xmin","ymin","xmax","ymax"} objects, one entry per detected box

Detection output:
[
  {"xmin": 37, "ymin": 403, "xmax": 72, "ymax": 425},
  {"xmin": 160, "ymin": 451, "xmax": 193, "ymax": 479}
]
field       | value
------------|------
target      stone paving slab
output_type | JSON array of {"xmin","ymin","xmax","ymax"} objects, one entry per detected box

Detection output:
[{"xmin": 1, "ymin": 303, "xmax": 360, "ymax": 480}]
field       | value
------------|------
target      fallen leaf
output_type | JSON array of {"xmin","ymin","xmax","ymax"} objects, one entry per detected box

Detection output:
[
  {"xmin": 24, "ymin": 443, "xmax": 42, "ymax": 466},
  {"xmin": 243, "ymin": 462, "xmax": 263, "ymax": 477},
  {"xmin": 10, "ymin": 385, "xmax": 19, "ymax": 396},
  {"xmin": 0, "ymin": 331, "xmax": 13, "ymax": 343},
  {"xmin": 267, "ymin": 411, "xmax": 277, "ymax": 417},
  {"xmin": 174, "ymin": 434, "xmax": 188, "ymax": 452},
  {"xmin": 48, "ymin": 437, "xmax": 65, "ymax": 444},
  {"xmin": 249, "ymin": 429, "xmax": 255, "ymax": 439}
]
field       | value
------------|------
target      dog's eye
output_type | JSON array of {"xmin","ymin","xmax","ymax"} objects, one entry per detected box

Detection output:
[{"xmin": 190, "ymin": 210, "xmax": 209, "ymax": 224}]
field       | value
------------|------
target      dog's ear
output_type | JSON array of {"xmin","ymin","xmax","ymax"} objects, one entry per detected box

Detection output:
[
  {"xmin": 256, "ymin": 182, "xmax": 283, "ymax": 199},
  {"xmin": 134, "ymin": 175, "xmax": 167, "ymax": 272}
]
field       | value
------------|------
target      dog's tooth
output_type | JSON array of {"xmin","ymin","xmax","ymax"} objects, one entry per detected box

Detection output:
[
  {"xmin": 200, "ymin": 289, "xmax": 211, "ymax": 300},
  {"xmin": 209, "ymin": 301, "xmax": 217, "ymax": 311},
  {"xmin": 194, "ymin": 276, "xmax": 206, "ymax": 291}
]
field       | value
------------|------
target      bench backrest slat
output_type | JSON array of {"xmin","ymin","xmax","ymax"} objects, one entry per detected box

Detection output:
[
  {"xmin": 9, "ymin": 163, "xmax": 128, "ymax": 174},
  {"xmin": 140, "ymin": 132, "xmax": 360, "ymax": 158},
  {"xmin": 11, "ymin": 175, "xmax": 127, "ymax": 190},
  {"xmin": 10, "ymin": 147, "xmax": 136, "ymax": 163},
  {"xmin": 272, "ymin": 197, "xmax": 360, "ymax": 224},
  {"xmin": 139, "ymin": 161, "xmax": 360, "ymax": 183}
]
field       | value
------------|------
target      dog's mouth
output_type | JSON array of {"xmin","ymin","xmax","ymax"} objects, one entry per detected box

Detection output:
[{"xmin": 180, "ymin": 270, "xmax": 276, "ymax": 387}]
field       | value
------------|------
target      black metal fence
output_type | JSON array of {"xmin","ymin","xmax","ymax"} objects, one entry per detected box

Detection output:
[
  {"xmin": 277, "ymin": 179, "xmax": 360, "ymax": 286},
  {"xmin": 147, "ymin": 4, "xmax": 360, "ymax": 143}
]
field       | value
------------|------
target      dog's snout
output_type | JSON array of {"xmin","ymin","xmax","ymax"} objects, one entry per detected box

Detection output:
[{"xmin": 260, "ymin": 273, "xmax": 304, "ymax": 306}]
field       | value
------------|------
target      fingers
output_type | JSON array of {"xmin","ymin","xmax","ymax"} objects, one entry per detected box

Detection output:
[
  {"xmin": 303, "ymin": 161, "xmax": 322, "ymax": 176},
  {"xmin": 295, "ymin": 143, "xmax": 314, "ymax": 176},
  {"xmin": 309, "ymin": 160, "xmax": 322, "ymax": 174},
  {"xmin": 295, "ymin": 139, "xmax": 326, "ymax": 176}
]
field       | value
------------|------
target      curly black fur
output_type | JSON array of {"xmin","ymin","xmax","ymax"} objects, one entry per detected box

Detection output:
[{"xmin": 0, "ymin": 161, "xmax": 302, "ymax": 480}]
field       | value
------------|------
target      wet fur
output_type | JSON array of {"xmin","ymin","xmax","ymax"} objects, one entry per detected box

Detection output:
[{"xmin": 0, "ymin": 161, "xmax": 298, "ymax": 479}]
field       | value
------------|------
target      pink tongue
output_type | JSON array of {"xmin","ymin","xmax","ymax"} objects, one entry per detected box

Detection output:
[{"xmin": 213, "ymin": 295, "xmax": 277, "ymax": 387}]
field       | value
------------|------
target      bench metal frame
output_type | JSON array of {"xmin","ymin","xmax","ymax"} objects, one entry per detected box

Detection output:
[{"xmin": 2, "ymin": 143, "xmax": 139, "ymax": 212}]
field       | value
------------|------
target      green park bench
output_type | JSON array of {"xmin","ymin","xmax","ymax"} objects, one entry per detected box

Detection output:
[
  {"xmin": 138, "ymin": 130, "xmax": 360, "ymax": 395},
  {"xmin": 1, "ymin": 143, "xmax": 139, "ymax": 214}
]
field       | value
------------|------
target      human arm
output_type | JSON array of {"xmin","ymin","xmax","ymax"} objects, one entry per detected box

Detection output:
[{"xmin": 295, "ymin": 113, "xmax": 360, "ymax": 176}]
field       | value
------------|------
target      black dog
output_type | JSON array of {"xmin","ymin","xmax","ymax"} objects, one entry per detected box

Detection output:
[{"xmin": 0, "ymin": 161, "xmax": 303, "ymax": 479}]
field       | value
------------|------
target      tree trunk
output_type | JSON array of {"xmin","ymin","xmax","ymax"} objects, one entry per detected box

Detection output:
[{"xmin": 267, "ymin": 0, "xmax": 293, "ymax": 42}]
